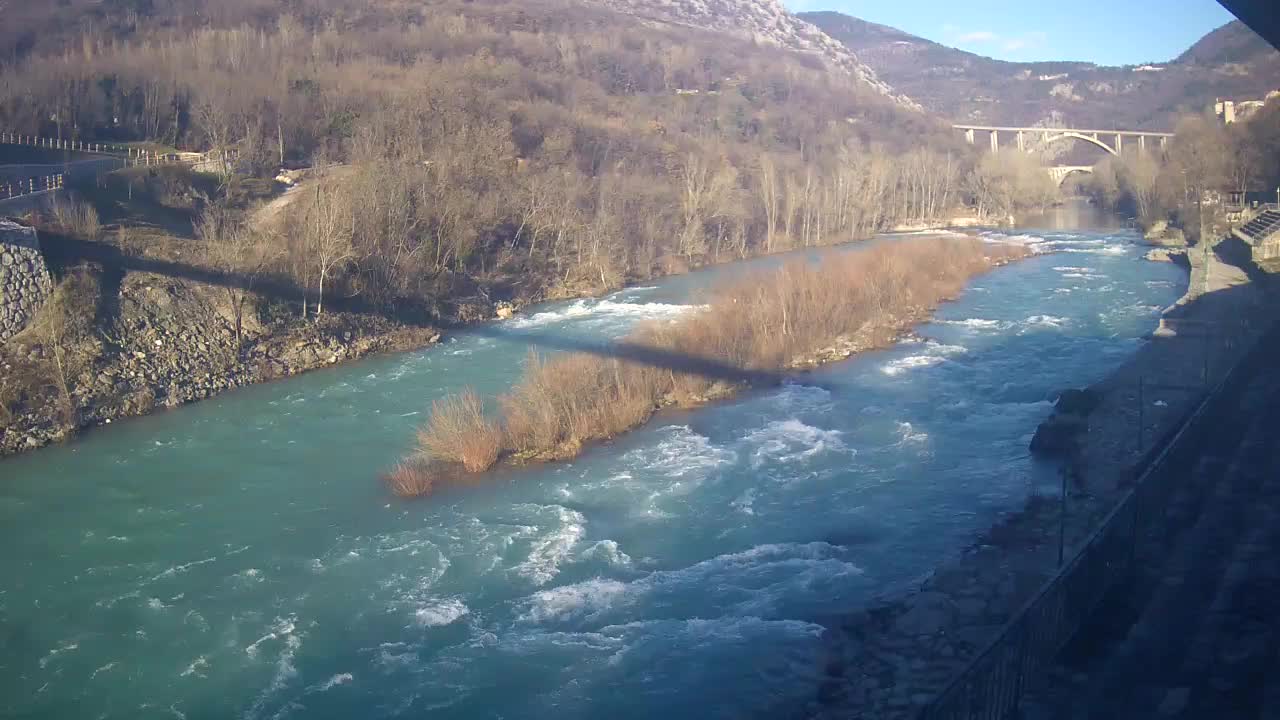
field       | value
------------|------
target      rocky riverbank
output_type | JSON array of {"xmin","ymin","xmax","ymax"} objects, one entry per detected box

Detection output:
[
  {"xmin": 807, "ymin": 239, "xmax": 1273, "ymax": 719},
  {"xmin": 0, "ymin": 270, "xmax": 442, "ymax": 457}
]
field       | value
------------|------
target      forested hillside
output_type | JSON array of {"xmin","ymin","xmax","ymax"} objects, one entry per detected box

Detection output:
[{"xmin": 0, "ymin": 0, "xmax": 1049, "ymax": 313}]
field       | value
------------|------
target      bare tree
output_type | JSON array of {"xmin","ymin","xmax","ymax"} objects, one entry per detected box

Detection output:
[
  {"xmin": 303, "ymin": 177, "xmax": 356, "ymax": 317},
  {"xmin": 197, "ymin": 203, "xmax": 273, "ymax": 349}
]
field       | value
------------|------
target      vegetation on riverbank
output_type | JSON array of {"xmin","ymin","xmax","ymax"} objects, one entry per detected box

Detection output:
[
  {"xmin": 1083, "ymin": 100, "xmax": 1280, "ymax": 239},
  {"xmin": 390, "ymin": 236, "xmax": 1029, "ymax": 497}
]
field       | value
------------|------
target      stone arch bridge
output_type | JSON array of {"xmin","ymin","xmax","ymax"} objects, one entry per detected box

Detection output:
[{"xmin": 954, "ymin": 124, "xmax": 1176, "ymax": 185}]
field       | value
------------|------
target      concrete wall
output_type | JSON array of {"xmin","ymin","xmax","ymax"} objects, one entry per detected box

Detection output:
[{"xmin": 0, "ymin": 218, "xmax": 53, "ymax": 342}]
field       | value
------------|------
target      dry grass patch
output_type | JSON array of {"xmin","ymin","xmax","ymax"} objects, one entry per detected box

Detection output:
[
  {"xmin": 417, "ymin": 388, "xmax": 504, "ymax": 472},
  {"xmin": 49, "ymin": 196, "xmax": 101, "ymax": 239}
]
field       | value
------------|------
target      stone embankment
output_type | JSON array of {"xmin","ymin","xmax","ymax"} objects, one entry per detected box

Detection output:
[{"xmin": 0, "ymin": 219, "xmax": 53, "ymax": 342}]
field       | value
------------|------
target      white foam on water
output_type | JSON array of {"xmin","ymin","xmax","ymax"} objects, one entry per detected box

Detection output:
[
  {"xmin": 1052, "ymin": 266, "xmax": 1096, "ymax": 273},
  {"xmin": 519, "ymin": 579, "xmax": 631, "ymax": 623},
  {"xmin": 414, "ymin": 599, "xmax": 470, "ymax": 627},
  {"xmin": 39, "ymin": 641, "xmax": 79, "ymax": 668},
  {"xmin": 981, "ymin": 231, "xmax": 1045, "ymax": 246},
  {"xmin": 938, "ymin": 318, "xmax": 1012, "ymax": 331},
  {"xmin": 1061, "ymin": 272, "xmax": 1109, "ymax": 280},
  {"xmin": 773, "ymin": 382, "xmax": 834, "ymax": 413},
  {"xmin": 580, "ymin": 540, "xmax": 633, "ymax": 568},
  {"xmin": 180, "ymin": 655, "xmax": 209, "ymax": 678},
  {"xmin": 923, "ymin": 340, "xmax": 968, "ymax": 356},
  {"xmin": 245, "ymin": 616, "xmax": 297, "ymax": 659},
  {"xmin": 505, "ymin": 298, "xmax": 703, "ymax": 329},
  {"xmin": 316, "ymin": 673, "xmax": 353, "ymax": 692},
  {"xmin": 149, "ymin": 555, "xmax": 218, "ymax": 582},
  {"xmin": 626, "ymin": 425, "xmax": 735, "ymax": 482},
  {"xmin": 744, "ymin": 419, "xmax": 848, "ymax": 468},
  {"xmin": 882, "ymin": 355, "xmax": 945, "ymax": 376},
  {"xmin": 896, "ymin": 421, "xmax": 929, "ymax": 445},
  {"xmin": 244, "ymin": 630, "xmax": 303, "ymax": 720},
  {"xmin": 514, "ymin": 506, "xmax": 587, "ymax": 586},
  {"xmin": 731, "ymin": 488, "xmax": 757, "ymax": 515},
  {"xmin": 1023, "ymin": 315, "xmax": 1069, "ymax": 330}
]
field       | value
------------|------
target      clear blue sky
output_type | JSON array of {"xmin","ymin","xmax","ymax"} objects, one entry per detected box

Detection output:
[{"xmin": 784, "ymin": 0, "xmax": 1239, "ymax": 65}]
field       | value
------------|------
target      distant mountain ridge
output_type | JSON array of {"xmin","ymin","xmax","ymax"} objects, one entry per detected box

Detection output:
[{"xmin": 802, "ymin": 13, "xmax": 1280, "ymax": 130}]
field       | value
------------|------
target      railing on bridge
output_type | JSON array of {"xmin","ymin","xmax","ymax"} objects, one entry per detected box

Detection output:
[{"xmin": 919, "ymin": 314, "xmax": 1265, "ymax": 720}]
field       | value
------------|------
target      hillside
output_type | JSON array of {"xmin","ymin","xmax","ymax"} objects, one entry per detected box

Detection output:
[
  {"xmin": 587, "ymin": 0, "xmax": 917, "ymax": 108},
  {"xmin": 0, "ymin": 0, "xmax": 911, "ymax": 108},
  {"xmin": 803, "ymin": 13, "xmax": 1280, "ymax": 130}
]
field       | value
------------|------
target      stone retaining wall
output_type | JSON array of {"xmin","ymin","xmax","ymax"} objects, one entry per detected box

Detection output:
[{"xmin": 0, "ymin": 218, "xmax": 53, "ymax": 342}]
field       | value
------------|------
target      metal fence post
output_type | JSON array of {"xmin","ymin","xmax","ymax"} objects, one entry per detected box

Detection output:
[
  {"xmin": 1137, "ymin": 376, "xmax": 1144, "ymax": 454},
  {"xmin": 1202, "ymin": 330, "xmax": 1210, "ymax": 389}
]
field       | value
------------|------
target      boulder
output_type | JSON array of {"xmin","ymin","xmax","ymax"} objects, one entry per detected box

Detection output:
[
  {"xmin": 495, "ymin": 301, "xmax": 516, "ymax": 320},
  {"xmin": 895, "ymin": 591, "xmax": 955, "ymax": 637},
  {"xmin": 1030, "ymin": 388, "xmax": 1099, "ymax": 457},
  {"xmin": 1030, "ymin": 414, "xmax": 1087, "ymax": 456},
  {"xmin": 1054, "ymin": 387, "xmax": 1101, "ymax": 416}
]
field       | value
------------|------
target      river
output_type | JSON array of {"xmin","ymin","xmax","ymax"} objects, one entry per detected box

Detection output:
[{"xmin": 0, "ymin": 210, "xmax": 1186, "ymax": 719}]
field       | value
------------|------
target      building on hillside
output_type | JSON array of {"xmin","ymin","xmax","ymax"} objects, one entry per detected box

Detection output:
[{"xmin": 1215, "ymin": 90, "xmax": 1279, "ymax": 123}]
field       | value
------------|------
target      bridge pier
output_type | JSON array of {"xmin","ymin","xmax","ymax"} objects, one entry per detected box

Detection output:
[
  {"xmin": 1017, "ymin": 131, "xmax": 1026, "ymax": 152},
  {"xmin": 1115, "ymin": 134, "xmax": 1123, "ymax": 155},
  {"xmin": 964, "ymin": 128, "xmax": 974, "ymax": 145},
  {"xmin": 990, "ymin": 130, "xmax": 999, "ymax": 153}
]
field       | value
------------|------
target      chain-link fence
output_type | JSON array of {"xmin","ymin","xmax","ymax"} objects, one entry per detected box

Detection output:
[{"xmin": 919, "ymin": 312, "xmax": 1270, "ymax": 720}]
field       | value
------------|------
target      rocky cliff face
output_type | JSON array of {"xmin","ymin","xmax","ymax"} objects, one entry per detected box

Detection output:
[
  {"xmin": 587, "ymin": 0, "xmax": 920, "ymax": 109},
  {"xmin": 0, "ymin": 219, "xmax": 53, "ymax": 342}
]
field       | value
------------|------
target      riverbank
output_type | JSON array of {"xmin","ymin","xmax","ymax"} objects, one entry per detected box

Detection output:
[
  {"xmin": 809, "ymin": 233, "xmax": 1274, "ymax": 718},
  {"xmin": 0, "ymin": 268, "xmax": 441, "ymax": 456}
]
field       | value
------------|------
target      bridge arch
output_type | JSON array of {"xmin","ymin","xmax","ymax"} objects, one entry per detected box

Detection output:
[
  {"xmin": 1039, "ymin": 132, "xmax": 1118, "ymax": 157},
  {"xmin": 1049, "ymin": 166, "xmax": 1094, "ymax": 187}
]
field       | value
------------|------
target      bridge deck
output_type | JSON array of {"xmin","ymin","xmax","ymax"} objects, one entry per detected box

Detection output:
[{"xmin": 953, "ymin": 124, "xmax": 1175, "ymax": 137}]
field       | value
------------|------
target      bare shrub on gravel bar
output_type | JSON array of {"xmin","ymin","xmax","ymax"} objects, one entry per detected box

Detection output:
[{"xmin": 402, "ymin": 236, "xmax": 1029, "ymax": 493}]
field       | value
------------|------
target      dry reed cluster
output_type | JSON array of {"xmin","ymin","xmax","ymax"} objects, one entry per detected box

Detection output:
[{"xmin": 389, "ymin": 237, "xmax": 1028, "ymax": 496}]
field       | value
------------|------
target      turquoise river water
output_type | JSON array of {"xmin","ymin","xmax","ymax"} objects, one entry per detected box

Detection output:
[{"xmin": 0, "ymin": 217, "xmax": 1186, "ymax": 719}]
